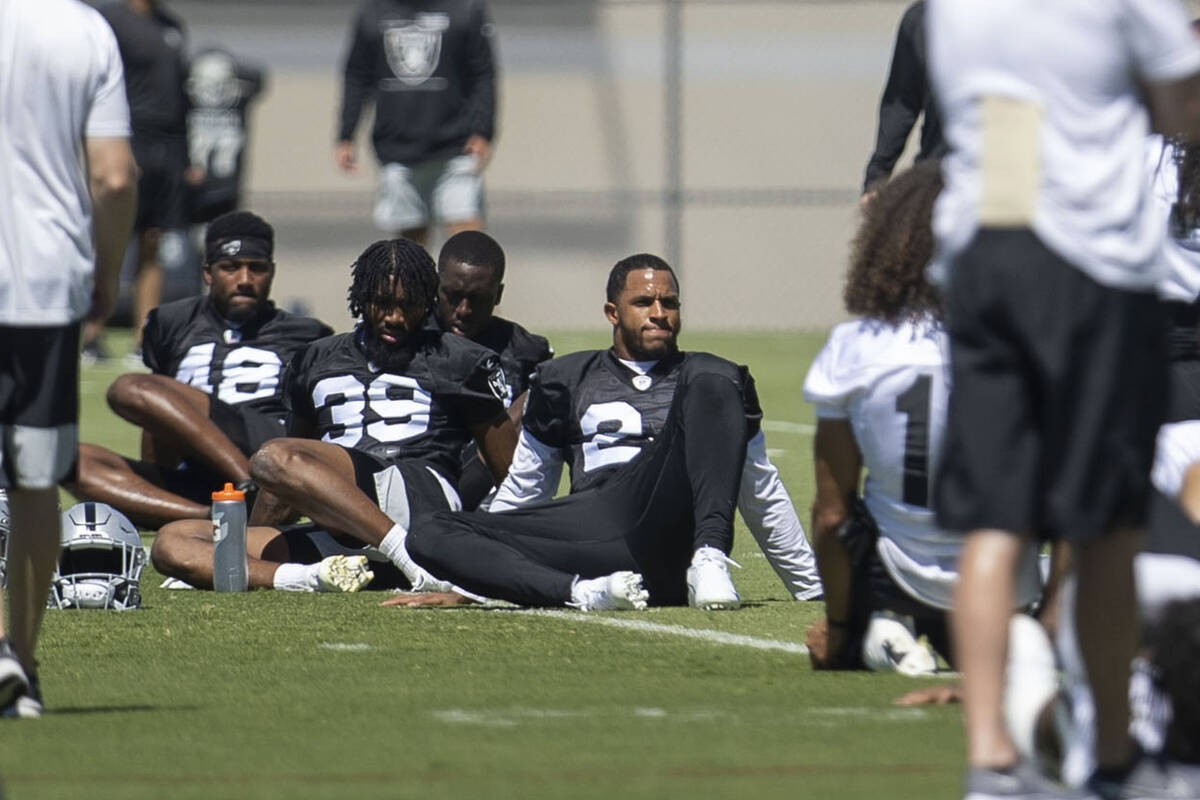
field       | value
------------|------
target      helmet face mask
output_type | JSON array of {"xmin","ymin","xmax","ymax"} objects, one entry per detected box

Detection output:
[{"xmin": 49, "ymin": 503, "xmax": 146, "ymax": 611}]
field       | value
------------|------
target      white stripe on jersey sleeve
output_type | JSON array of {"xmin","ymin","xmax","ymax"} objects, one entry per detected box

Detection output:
[
  {"xmin": 737, "ymin": 431, "xmax": 823, "ymax": 600},
  {"xmin": 490, "ymin": 429, "xmax": 564, "ymax": 512}
]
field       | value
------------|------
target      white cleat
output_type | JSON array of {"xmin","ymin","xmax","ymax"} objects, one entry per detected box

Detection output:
[
  {"xmin": 862, "ymin": 612, "xmax": 938, "ymax": 676},
  {"xmin": 687, "ymin": 546, "xmax": 741, "ymax": 610},
  {"xmin": 315, "ymin": 555, "xmax": 374, "ymax": 593},
  {"xmin": 569, "ymin": 571, "xmax": 649, "ymax": 611}
]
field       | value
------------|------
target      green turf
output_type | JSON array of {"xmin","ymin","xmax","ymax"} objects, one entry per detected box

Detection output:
[{"xmin": 0, "ymin": 329, "xmax": 965, "ymax": 800}]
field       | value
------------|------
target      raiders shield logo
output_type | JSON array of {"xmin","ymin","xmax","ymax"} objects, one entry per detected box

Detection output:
[
  {"xmin": 485, "ymin": 360, "xmax": 511, "ymax": 405},
  {"xmin": 220, "ymin": 239, "xmax": 242, "ymax": 257},
  {"xmin": 383, "ymin": 15, "xmax": 449, "ymax": 86}
]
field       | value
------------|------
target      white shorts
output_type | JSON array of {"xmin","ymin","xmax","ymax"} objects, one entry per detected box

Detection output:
[{"xmin": 373, "ymin": 154, "xmax": 484, "ymax": 234}]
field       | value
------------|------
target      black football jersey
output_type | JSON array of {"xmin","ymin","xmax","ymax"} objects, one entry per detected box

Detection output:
[
  {"xmin": 522, "ymin": 350, "xmax": 762, "ymax": 494},
  {"xmin": 426, "ymin": 313, "xmax": 553, "ymax": 406},
  {"xmin": 286, "ymin": 325, "xmax": 508, "ymax": 480},
  {"xmin": 142, "ymin": 296, "xmax": 333, "ymax": 424}
]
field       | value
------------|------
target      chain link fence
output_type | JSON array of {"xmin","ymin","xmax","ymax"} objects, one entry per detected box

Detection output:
[{"xmin": 171, "ymin": 0, "xmax": 923, "ymax": 331}]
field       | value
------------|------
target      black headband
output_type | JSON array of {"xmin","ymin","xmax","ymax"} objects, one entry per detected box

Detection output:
[{"xmin": 206, "ymin": 236, "xmax": 272, "ymax": 265}]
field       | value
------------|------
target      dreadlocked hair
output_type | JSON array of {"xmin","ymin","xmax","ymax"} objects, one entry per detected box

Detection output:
[
  {"xmin": 1172, "ymin": 140, "xmax": 1200, "ymax": 235},
  {"xmin": 1148, "ymin": 597, "xmax": 1200, "ymax": 764},
  {"xmin": 844, "ymin": 160, "xmax": 944, "ymax": 325},
  {"xmin": 347, "ymin": 239, "xmax": 439, "ymax": 320}
]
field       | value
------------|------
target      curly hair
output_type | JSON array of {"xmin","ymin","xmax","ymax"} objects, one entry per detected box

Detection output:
[
  {"xmin": 1148, "ymin": 597, "xmax": 1200, "ymax": 763},
  {"xmin": 204, "ymin": 210, "xmax": 274, "ymax": 256},
  {"xmin": 1172, "ymin": 141, "xmax": 1200, "ymax": 236},
  {"xmin": 347, "ymin": 239, "xmax": 439, "ymax": 321},
  {"xmin": 844, "ymin": 160, "xmax": 944, "ymax": 325}
]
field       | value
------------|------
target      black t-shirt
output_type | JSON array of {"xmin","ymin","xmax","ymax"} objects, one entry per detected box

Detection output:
[
  {"xmin": 100, "ymin": 2, "xmax": 188, "ymax": 139},
  {"xmin": 185, "ymin": 49, "xmax": 266, "ymax": 223},
  {"xmin": 286, "ymin": 325, "xmax": 508, "ymax": 480},
  {"xmin": 425, "ymin": 313, "xmax": 552, "ymax": 406},
  {"xmin": 522, "ymin": 350, "xmax": 762, "ymax": 494},
  {"xmin": 338, "ymin": 0, "xmax": 497, "ymax": 164},
  {"xmin": 142, "ymin": 296, "xmax": 333, "ymax": 424}
]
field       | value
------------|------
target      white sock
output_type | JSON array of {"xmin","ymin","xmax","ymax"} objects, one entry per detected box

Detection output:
[
  {"xmin": 379, "ymin": 524, "xmax": 422, "ymax": 582},
  {"xmin": 272, "ymin": 562, "xmax": 318, "ymax": 592}
]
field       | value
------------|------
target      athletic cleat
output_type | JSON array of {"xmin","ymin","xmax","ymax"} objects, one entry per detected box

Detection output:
[
  {"xmin": 2, "ymin": 672, "xmax": 42, "ymax": 719},
  {"xmin": 407, "ymin": 568, "xmax": 455, "ymax": 594},
  {"xmin": 965, "ymin": 760, "xmax": 1096, "ymax": 800},
  {"xmin": 1088, "ymin": 757, "xmax": 1200, "ymax": 800},
  {"xmin": 315, "ymin": 555, "xmax": 374, "ymax": 593},
  {"xmin": 0, "ymin": 638, "xmax": 29, "ymax": 711},
  {"xmin": 861, "ymin": 611, "xmax": 938, "ymax": 676},
  {"xmin": 569, "ymin": 571, "xmax": 649, "ymax": 611},
  {"xmin": 687, "ymin": 546, "xmax": 741, "ymax": 610}
]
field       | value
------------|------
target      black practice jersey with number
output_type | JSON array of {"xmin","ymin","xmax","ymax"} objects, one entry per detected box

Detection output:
[
  {"xmin": 426, "ymin": 313, "xmax": 552, "ymax": 406},
  {"xmin": 522, "ymin": 349, "xmax": 762, "ymax": 494},
  {"xmin": 142, "ymin": 296, "xmax": 333, "ymax": 424},
  {"xmin": 286, "ymin": 325, "xmax": 508, "ymax": 480}
]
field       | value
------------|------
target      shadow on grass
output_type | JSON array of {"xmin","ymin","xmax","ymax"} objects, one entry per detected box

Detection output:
[{"xmin": 45, "ymin": 703, "xmax": 199, "ymax": 715}]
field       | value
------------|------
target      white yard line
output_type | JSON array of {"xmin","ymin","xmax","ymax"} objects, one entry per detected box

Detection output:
[
  {"xmin": 507, "ymin": 608, "xmax": 809, "ymax": 655},
  {"xmin": 761, "ymin": 420, "xmax": 815, "ymax": 435}
]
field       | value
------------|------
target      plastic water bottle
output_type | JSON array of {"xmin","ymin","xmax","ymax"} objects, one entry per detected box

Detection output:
[{"xmin": 211, "ymin": 483, "xmax": 248, "ymax": 592}]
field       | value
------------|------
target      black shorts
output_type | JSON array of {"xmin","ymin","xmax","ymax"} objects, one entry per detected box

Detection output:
[
  {"xmin": 0, "ymin": 324, "xmax": 80, "ymax": 488},
  {"xmin": 132, "ymin": 135, "xmax": 188, "ymax": 232},
  {"xmin": 267, "ymin": 452, "xmax": 462, "ymax": 590},
  {"xmin": 837, "ymin": 501, "xmax": 951, "ymax": 667},
  {"xmin": 344, "ymin": 449, "xmax": 460, "ymax": 526},
  {"xmin": 209, "ymin": 400, "xmax": 285, "ymax": 459},
  {"xmin": 935, "ymin": 229, "xmax": 1166, "ymax": 541}
]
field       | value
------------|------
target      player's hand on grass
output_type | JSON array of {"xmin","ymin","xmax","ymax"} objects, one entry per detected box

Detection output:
[
  {"xmin": 380, "ymin": 591, "xmax": 471, "ymax": 608},
  {"xmin": 892, "ymin": 684, "xmax": 962, "ymax": 706},
  {"xmin": 806, "ymin": 618, "xmax": 839, "ymax": 669}
]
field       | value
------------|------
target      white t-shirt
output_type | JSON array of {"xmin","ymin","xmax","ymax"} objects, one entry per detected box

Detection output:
[
  {"xmin": 927, "ymin": 0, "xmax": 1200, "ymax": 291},
  {"xmin": 0, "ymin": 0, "xmax": 131, "ymax": 326},
  {"xmin": 804, "ymin": 316, "xmax": 1041, "ymax": 610}
]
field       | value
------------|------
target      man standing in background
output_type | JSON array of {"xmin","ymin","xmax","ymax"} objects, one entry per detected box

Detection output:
[
  {"xmin": 926, "ymin": 0, "xmax": 1200, "ymax": 796},
  {"xmin": 97, "ymin": 0, "xmax": 196, "ymax": 363},
  {"xmin": 860, "ymin": 1, "xmax": 944, "ymax": 206},
  {"xmin": 0, "ymin": 0, "xmax": 137, "ymax": 717},
  {"xmin": 335, "ymin": 0, "xmax": 497, "ymax": 248}
]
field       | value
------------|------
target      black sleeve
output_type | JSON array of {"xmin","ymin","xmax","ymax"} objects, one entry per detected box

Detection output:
[
  {"xmin": 521, "ymin": 365, "xmax": 571, "ymax": 449},
  {"xmin": 284, "ymin": 346, "xmax": 316, "ymax": 437},
  {"xmin": 460, "ymin": 0, "xmax": 497, "ymax": 142},
  {"xmin": 338, "ymin": 2, "xmax": 376, "ymax": 143},
  {"xmin": 141, "ymin": 308, "xmax": 167, "ymax": 374},
  {"xmin": 862, "ymin": 1, "xmax": 928, "ymax": 192},
  {"xmin": 452, "ymin": 352, "xmax": 508, "ymax": 425},
  {"xmin": 740, "ymin": 367, "xmax": 764, "ymax": 439}
]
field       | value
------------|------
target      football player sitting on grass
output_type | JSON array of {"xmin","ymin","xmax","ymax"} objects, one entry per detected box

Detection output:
[
  {"xmin": 801, "ymin": 162, "xmax": 1045, "ymax": 674},
  {"xmin": 380, "ymin": 252, "xmax": 821, "ymax": 610},
  {"xmin": 150, "ymin": 238, "xmax": 517, "ymax": 593},
  {"xmin": 68, "ymin": 211, "xmax": 332, "ymax": 529}
]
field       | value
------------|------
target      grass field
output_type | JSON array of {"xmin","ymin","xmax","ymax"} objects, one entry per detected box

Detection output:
[{"xmin": 0, "ymin": 329, "xmax": 965, "ymax": 800}]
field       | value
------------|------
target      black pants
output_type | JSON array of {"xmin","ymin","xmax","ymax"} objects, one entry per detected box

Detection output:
[{"xmin": 408, "ymin": 361, "xmax": 749, "ymax": 607}]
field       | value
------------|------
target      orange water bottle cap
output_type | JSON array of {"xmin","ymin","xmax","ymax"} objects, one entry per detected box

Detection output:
[{"xmin": 212, "ymin": 482, "xmax": 245, "ymax": 502}]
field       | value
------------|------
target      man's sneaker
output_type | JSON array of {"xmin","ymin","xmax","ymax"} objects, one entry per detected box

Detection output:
[
  {"xmin": 861, "ymin": 611, "xmax": 938, "ymax": 676},
  {"xmin": 569, "ymin": 571, "xmax": 649, "ymax": 611},
  {"xmin": 966, "ymin": 760, "xmax": 1096, "ymax": 800},
  {"xmin": 2, "ymin": 672, "xmax": 42, "ymax": 719},
  {"xmin": 80, "ymin": 339, "xmax": 108, "ymax": 367},
  {"xmin": 0, "ymin": 638, "xmax": 29, "ymax": 710},
  {"xmin": 687, "ymin": 546, "xmax": 741, "ymax": 610},
  {"xmin": 315, "ymin": 555, "xmax": 374, "ymax": 593},
  {"xmin": 1088, "ymin": 756, "xmax": 1199, "ymax": 800},
  {"xmin": 407, "ymin": 568, "xmax": 455, "ymax": 594}
]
